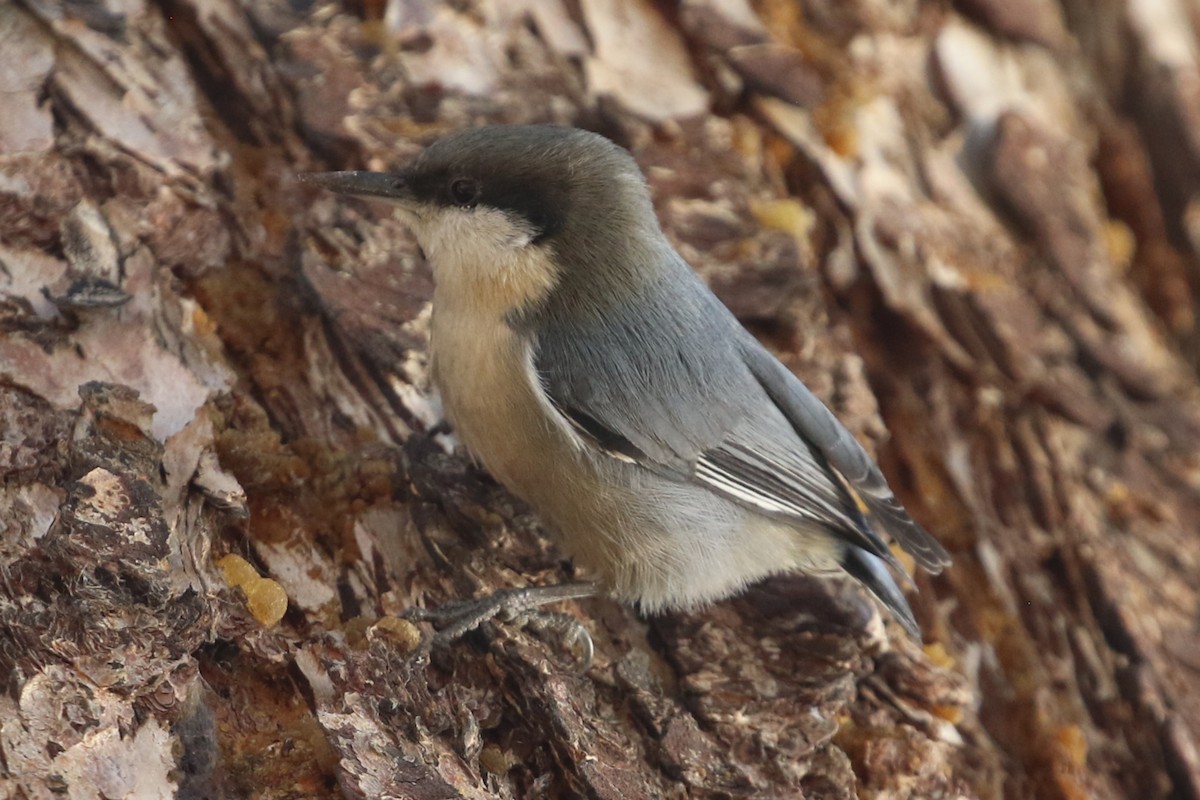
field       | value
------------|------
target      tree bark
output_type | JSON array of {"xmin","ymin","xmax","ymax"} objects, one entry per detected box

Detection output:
[{"xmin": 2, "ymin": 0, "xmax": 1199, "ymax": 798}]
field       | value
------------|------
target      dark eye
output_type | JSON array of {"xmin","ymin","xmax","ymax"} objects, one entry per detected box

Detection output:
[{"xmin": 448, "ymin": 177, "xmax": 480, "ymax": 206}]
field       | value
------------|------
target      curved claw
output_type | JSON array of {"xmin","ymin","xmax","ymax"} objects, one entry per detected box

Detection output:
[
  {"xmin": 525, "ymin": 611, "xmax": 595, "ymax": 672},
  {"xmin": 567, "ymin": 621, "xmax": 595, "ymax": 671},
  {"xmin": 400, "ymin": 582, "xmax": 599, "ymax": 663}
]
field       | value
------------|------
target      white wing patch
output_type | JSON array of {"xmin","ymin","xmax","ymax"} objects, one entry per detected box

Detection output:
[
  {"xmin": 693, "ymin": 456, "xmax": 820, "ymax": 519},
  {"xmin": 694, "ymin": 444, "xmax": 844, "ymax": 523},
  {"xmin": 692, "ymin": 437, "xmax": 899, "ymax": 565}
]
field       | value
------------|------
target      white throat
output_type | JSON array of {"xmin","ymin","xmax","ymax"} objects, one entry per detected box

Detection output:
[{"xmin": 408, "ymin": 204, "xmax": 558, "ymax": 317}]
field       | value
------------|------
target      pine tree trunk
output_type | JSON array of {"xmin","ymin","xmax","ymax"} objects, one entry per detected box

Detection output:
[{"xmin": 2, "ymin": 0, "xmax": 1199, "ymax": 797}]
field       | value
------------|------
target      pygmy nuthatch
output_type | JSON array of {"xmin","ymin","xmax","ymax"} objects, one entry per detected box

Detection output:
[{"xmin": 303, "ymin": 125, "xmax": 950, "ymax": 639}]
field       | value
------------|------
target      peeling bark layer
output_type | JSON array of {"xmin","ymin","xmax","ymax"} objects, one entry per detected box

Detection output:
[{"xmin": 2, "ymin": 0, "xmax": 1199, "ymax": 798}]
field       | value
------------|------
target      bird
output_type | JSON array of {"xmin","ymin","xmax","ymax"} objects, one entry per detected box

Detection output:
[{"xmin": 301, "ymin": 124, "xmax": 950, "ymax": 641}]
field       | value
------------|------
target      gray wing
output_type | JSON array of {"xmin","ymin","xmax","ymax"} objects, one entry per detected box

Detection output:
[
  {"xmin": 530, "ymin": 274, "xmax": 906, "ymax": 568},
  {"xmin": 737, "ymin": 330, "xmax": 951, "ymax": 572}
]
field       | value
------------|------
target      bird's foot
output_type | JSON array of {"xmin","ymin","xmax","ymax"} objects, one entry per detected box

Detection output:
[
  {"xmin": 403, "ymin": 581, "xmax": 597, "ymax": 667},
  {"xmin": 522, "ymin": 610, "xmax": 595, "ymax": 669}
]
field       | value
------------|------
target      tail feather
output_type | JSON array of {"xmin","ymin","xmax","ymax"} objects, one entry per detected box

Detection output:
[{"xmin": 841, "ymin": 546, "xmax": 921, "ymax": 640}]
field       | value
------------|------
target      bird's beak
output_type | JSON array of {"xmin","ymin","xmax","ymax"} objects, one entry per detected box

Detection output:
[{"xmin": 298, "ymin": 170, "xmax": 416, "ymax": 206}]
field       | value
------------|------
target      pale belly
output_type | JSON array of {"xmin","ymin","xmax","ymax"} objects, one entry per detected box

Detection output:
[
  {"xmin": 428, "ymin": 303, "xmax": 837, "ymax": 611},
  {"xmin": 430, "ymin": 304, "xmax": 579, "ymax": 504}
]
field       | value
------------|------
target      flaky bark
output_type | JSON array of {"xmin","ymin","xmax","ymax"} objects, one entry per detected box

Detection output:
[{"xmin": 2, "ymin": 0, "xmax": 1199, "ymax": 797}]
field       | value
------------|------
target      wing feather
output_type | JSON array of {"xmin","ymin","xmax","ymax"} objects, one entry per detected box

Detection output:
[
  {"xmin": 696, "ymin": 435, "xmax": 900, "ymax": 566},
  {"xmin": 529, "ymin": 271, "xmax": 926, "ymax": 570},
  {"xmin": 737, "ymin": 331, "xmax": 952, "ymax": 572}
]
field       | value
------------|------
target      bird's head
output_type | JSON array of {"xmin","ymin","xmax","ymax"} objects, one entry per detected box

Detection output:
[{"xmin": 302, "ymin": 125, "xmax": 662, "ymax": 315}]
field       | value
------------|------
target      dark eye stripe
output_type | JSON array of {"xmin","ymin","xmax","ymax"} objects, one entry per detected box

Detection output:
[
  {"xmin": 408, "ymin": 167, "xmax": 569, "ymax": 240},
  {"xmin": 449, "ymin": 177, "xmax": 481, "ymax": 206}
]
